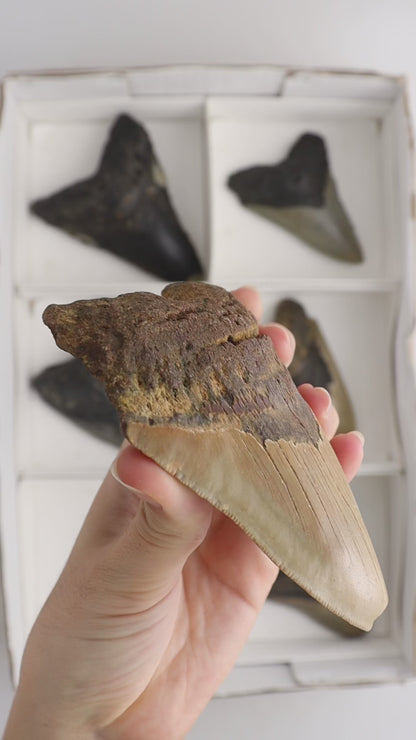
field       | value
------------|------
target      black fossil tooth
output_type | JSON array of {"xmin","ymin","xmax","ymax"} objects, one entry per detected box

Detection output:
[
  {"xmin": 228, "ymin": 133, "xmax": 364, "ymax": 263},
  {"xmin": 31, "ymin": 358, "xmax": 123, "ymax": 447},
  {"xmin": 229, "ymin": 133, "xmax": 328, "ymax": 209},
  {"xmin": 30, "ymin": 114, "xmax": 203, "ymax": 281},
  {"xmin": 275, "ymin": 298, "xmax": 356, "ymax": 434}
]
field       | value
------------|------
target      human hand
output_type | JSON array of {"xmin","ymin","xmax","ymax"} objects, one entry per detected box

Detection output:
[{"xmin": 4, "ymin": 287, "xmax": 364, "ymax": 740}]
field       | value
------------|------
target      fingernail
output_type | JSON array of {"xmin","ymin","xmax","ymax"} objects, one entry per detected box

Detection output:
[
  {"xmin": 110, "ymin": 460, "xmax": 162, "ymax": 508},
  {"xmin": 263, "ymin": 324, "xmax": 296, "ymax": 353},
  {"xmin": 277, "ymin": 325, "xmax": 295, "ymax": 354},
  {"xmin": 316, "ymin": 386, "xmax": 332, "ymax": 412},
  {"xmin": 284, "ymin": 327, "xmax": 296, "ymax": 354},
  {"xmin": 351, "ymin": 430, "xmax": 365, "ymax": 446}
]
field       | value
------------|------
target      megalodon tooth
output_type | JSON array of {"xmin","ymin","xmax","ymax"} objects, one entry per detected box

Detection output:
[
  {"xmin": 228, "ymin": 133, "xmax": 364, "ymax": 263},
  {"xmin": 32, "ymin": 357, "xmax": 123, "ymax": 447},
  {"xmin": 42, "ymin": 281, "xmax": 387, "ymax": 631},
  {"xmin": 30, "ymin": 114, "xmax": 203, "ymax": 281},
  {"xmin": 275, "ymin": 298, "xmax": 356, "ymax": 434}
]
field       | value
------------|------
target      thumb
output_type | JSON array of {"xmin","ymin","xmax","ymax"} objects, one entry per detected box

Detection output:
[
  {"xmin": 115, "ymin": 443, "xmax": 212, "ymax": 535},
  {"xmin": 113, "ymin": 443, "xmax": 213, "ymax": 556},
  {"xmin": 68, "ymin": 444, "xmax": 213, "ymax": 609}
]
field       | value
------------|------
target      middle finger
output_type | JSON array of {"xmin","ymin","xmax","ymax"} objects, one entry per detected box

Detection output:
[{"xmin": 298, "ymin": 383, "xmax": 340, "ymax": 440}]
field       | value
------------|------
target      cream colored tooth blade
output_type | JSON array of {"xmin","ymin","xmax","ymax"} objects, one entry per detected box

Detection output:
[{"xmin": 126, "ymin": 422, "xmax": 388, "ymax": 633}]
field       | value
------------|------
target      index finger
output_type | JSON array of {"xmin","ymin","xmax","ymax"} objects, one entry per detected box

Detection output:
[
  {"xmin": 232, "ymin": 286, "xmax": 262, "ymax": 322},
  {"xmin": 232, "ymin": 286, "xmax": 296, "ymax": 366}
]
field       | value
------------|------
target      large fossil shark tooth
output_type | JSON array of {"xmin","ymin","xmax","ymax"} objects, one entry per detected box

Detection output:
[
  {"xmin": 30, "ymin": 114, "xmax": 203, "ymax": 281},
  {"xmin": 32, "ymin": 358, "xmax": 123, "ymax": 446},
  {"xmin": 275, "ymin": 298, "xmax": 356, "ymax": 434},
  {"xmin": 228, "ymin": 133, "xmax": 364, "ymax": 263},
  {"xmin": 42, "ymin": 281, "xmax": 387, "ymax": 631}
]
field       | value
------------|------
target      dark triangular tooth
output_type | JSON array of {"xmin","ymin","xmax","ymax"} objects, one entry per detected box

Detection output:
[
  {"xmin": 268, "ymin": 573, "xmax": 364, "ymax": 636},
  {"xmin": 270, "ymin": 571, "xmax": 310, "ymax": 599},
  {"xmin": 275, "ymin": 298, "xmax": 356, "ymax": 434},
  {"xmin": 228, "ymin": 133, "xmax": 328, "ymax": 208},
  {"xmin": 30, "ymin": 177, "xmax": 100, "ymax": 239},
  {"xmin": 31, "ymin": 358, "xmax": 123, "ymax": 446},
  {"xmin": 30, "ymin": 113, "xmax": 203, "ymax": 281},
  {"xmin": 42, "ymin": 282, "xmax": 387, "ymax": 631},
  {"xmin": 228, "ymin": 133, "xmax": 364, "ymax": 263},
  {"xmin": 98, "ymin": 114, "xmax": 154, "ymax": 176}
]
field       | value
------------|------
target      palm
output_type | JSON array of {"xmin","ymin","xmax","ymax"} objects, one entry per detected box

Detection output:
[{"xmin": 104, "ymin": 511, "xmax": 276, "ymax": 739}]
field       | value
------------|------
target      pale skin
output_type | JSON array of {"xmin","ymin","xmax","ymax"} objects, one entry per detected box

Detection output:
[{"xmin": 4, "ymin": 287, "xmax": 364, "ymax": 740}]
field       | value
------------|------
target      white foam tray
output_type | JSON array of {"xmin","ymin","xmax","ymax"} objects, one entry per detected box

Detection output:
[{"xmin": 1, "ymin": 66, "xmax": 415, "ymax": 694}]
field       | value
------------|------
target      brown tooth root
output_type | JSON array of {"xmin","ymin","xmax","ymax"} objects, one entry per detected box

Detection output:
[{"xmin": 42, "ymin": 281, "xmax": 387, "ymax": 631}]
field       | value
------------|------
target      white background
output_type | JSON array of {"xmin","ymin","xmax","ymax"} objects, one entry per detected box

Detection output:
[{"xmin": 1, "ymin": 1, "xmax": 416, "ymax": 737}]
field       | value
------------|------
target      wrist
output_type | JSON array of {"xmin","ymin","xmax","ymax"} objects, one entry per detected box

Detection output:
[{"xmin": 3, "ymin": 686, "xmax": 98, "ymax": 740}]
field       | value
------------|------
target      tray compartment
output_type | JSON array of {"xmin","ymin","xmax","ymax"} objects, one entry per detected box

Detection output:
[
  {"xmin": 207, "ymin": 97, "xmax": 394, "ymax": 284},
  {"xmin": 15, "ymin": 98, "xmax": 208, "ymax": 289}
]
